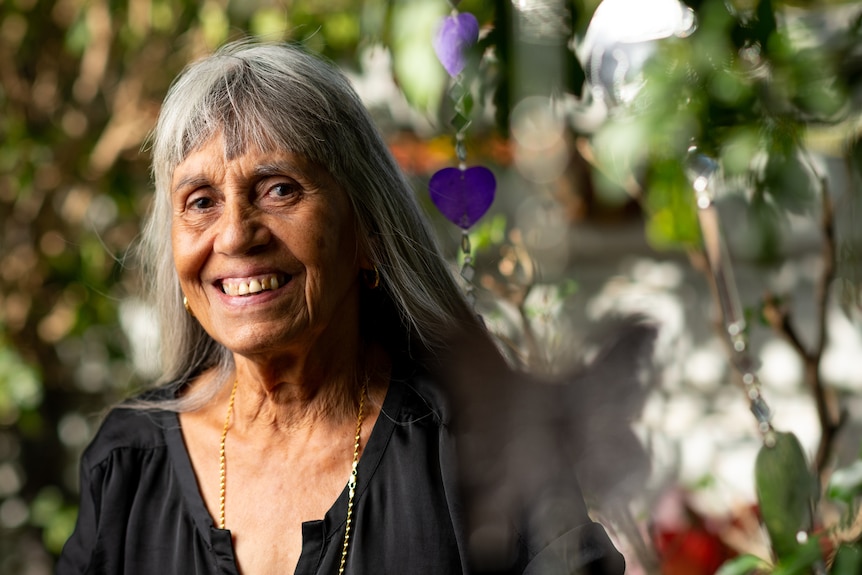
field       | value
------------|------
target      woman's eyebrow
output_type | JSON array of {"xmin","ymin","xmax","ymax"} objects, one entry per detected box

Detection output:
[
  {"xmin": 172, "ymin": 175, "xmax": 210, "ymax": 194},
  {"xmin": 254, "ymin": 161, "xmax": 309, "ymax": 180},
  {"xmin": 171, "ymin": 159, "xmax": 316, "ymax": 193}
]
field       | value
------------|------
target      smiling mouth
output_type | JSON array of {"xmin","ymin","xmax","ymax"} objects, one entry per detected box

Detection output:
[{"xmin": 219, "ymin": 274, "xmax": 289, "ymax": 296}]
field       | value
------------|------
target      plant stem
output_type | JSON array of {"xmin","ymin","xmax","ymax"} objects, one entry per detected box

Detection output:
[{"xmin": 762, "ymin": 175, "xmax": 840, "ymax": 473}]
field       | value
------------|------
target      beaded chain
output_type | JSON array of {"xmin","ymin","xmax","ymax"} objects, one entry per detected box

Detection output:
[
  {"xmin": 338, "ymin": 380, "xmax": 367, "ymax": 575},
  {"xmin": 218, "ymin": 379, "xmax": 238, "ymax": 530}
]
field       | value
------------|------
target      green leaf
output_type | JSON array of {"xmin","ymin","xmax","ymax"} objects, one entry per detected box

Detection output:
[
  {"xmin": 470, "ymin": 213, "xmax": 507, "ymax": 252},
  {"xmin": 198, "ymin": 2, "xmax": 230, "ymax": 47},
  {"xmin": 30, "ymin": 486, "xmax": 64, "ymax": 527},
  {"xmin": 321, "ymin": 11, "xmax": 361, "ymax": 50},
  {"xmin": 755, "ymin": 431, "xmax": 817, "ymax": 561},
  {"xmin": 249, "ymin": 7, "xmax": 289, "ymax": 42},
  {"xmin": 0, "ymin": 345, "xmax": 44, "ymax": 422},
  {"xmin": 832, "ymin": 544, "xmax": 862, "ymax": 575},
  {"xmin": 715, "ymin": 553, "xmax": 770, "ymax": 575},
  {"xmin": 42, "ymin": 507, "xmax": 78, "ymax": 555},
  {"xmin": 644, "ymin": 158, "xmax": 701, "ymax": 249},
  {"xmin": 388, "ymin": 0, "xmax": 447, "ymax": 113},
  {"xmin": 720, "ymin": 127, "xmax": 760, "ymax": 177},
  {"xmin": 771, "ymin": 536, "xmax": 823, "ymax": 575}
]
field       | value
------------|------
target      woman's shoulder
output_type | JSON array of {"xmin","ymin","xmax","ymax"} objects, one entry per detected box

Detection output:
[
  {"xmin": 390, "ymin": 361, "xmax": 454, "ymax": 428},
  {"xmin": 79, "ymin": 386, "xmax": 177, "ymax": 472}
]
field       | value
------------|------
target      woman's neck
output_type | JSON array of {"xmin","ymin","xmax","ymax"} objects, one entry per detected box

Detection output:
[{"xmin": 228, "ymin": 339, "xmax": 388, "ymax": 433}]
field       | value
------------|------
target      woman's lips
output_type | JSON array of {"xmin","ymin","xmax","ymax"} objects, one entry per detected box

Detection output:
[{"xmin": 218, "ymin": 273, "xmax": 290, "ymax": 296}]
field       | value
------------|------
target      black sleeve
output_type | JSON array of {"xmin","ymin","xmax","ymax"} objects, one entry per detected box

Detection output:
[
  {"xmin": 517, "ymin": 475, "xmax": 625, "ymax": 575},
  {"xmin": 56, "ymin": 457, "xmax": 101, "ymax": 574},
  {"xmin": 521, "ymin": 521, "xmax": 626, "ymax": 575}
]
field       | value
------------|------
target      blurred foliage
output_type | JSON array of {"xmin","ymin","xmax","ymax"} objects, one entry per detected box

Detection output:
[
  {"xmin": 589, "ymin": 0, "xmax": 860, "ymax": 253},
  {"xmin": 0, "ymin": 0, "xmax": 396, "ymax": 571},
  {"xmin": 577, "ymin": 1, "xmax": 862, "ymax": 571},
  {"xmin": 718, "ymin": 432, "xmax": 862, "ymax": 574},
  {"xmin": 2, "ymin": 0, "xmax": 861, "ymax": 573}
]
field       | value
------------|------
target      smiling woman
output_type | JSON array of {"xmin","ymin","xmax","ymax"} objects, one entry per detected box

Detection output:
[
  {"xmin": 170, "ymin": 136, "xmax": 365, "ymax": 363},
  {"xmin": 54, "ymin": 41, "xmax": 624, "ymax": 575}
]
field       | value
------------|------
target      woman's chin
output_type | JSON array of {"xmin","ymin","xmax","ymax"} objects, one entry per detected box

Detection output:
[{"xmin": 215, "ymin": 325, "xmax": 302, "ymax": 359}]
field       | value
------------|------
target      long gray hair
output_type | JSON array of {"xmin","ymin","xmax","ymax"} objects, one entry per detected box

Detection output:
[{"xmin": 139, "ymin": 41, "xmax": 479, "ymax": 409}]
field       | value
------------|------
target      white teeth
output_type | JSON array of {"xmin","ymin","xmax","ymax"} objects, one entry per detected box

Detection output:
[{"xmin": 221, "ymin": 274, "xmax": 283, "ymax": 296}]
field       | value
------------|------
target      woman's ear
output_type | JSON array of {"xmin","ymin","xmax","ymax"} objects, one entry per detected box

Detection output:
[{"xmin": 356, "ymin": 232, "xmax": 376, "ymax": 271}]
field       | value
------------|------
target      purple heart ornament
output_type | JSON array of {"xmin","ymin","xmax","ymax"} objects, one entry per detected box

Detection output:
[
  {"xmin": 433, "ymin": 12, "xmax": 480, "ymax": 77},
  {"xmin": 429, "ymin": 166, "xmax": 496, "ymax": 229}
]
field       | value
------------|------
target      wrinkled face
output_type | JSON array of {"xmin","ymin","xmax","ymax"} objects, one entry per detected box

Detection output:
[{"xmin": 171, "ymin": 134, "xmax": 368, "ymax": 360}]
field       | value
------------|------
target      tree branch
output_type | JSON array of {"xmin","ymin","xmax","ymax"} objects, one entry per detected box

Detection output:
[
  {"xmin": 762, "ymin": 173, "xmax": 841, "ymax": 473},
  {"xmin": 811, "ymin": 176, "xmax": 841, "ymax": 472}
]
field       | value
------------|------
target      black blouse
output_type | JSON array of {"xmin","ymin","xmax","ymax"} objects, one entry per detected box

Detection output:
[{"xmin": 57, "ymin": 366, "xmax": 624, "ymax": 574}]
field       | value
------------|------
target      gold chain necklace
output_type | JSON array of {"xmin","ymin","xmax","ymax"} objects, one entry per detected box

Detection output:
[
  {"xmin": 217, "ymin": 378, "xmax": 368, "ymax": 575},
  {"xmin": 218, "ymin": 379, "xmax": 238, "ymax": 530}
]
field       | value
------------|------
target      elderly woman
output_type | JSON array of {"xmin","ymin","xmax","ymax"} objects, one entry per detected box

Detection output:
[{"xmin": 57, "ymin": 42, "xmax": 623, "ymax": 574}]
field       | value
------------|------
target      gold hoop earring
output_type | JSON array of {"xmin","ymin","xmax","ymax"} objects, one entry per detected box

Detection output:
[
  {"xmin": 363, "ymin": 266, "xmax": 380, "ymax": 289},
  {"xmin": 183, "ymin": 296, "xmax": 195, "ymax": 318}
]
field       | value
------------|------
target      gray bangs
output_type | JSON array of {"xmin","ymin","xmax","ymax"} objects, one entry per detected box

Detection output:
[{"xmin": 152, "ymin": 45, "xmax": 356, "ymax": 201}]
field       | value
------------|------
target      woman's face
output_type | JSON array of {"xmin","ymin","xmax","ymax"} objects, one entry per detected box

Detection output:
[{"xmin": 171, "ymin": 134, "xmax": 368, "ymax": 359}]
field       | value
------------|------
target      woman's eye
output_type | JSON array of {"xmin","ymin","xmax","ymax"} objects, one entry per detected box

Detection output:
[
  {"xmin": 270, "ymin": 182, "xmax": 300, "ymax": 198},
  {"xmin": 189, "ymin": 196, "xmax": 214, "ymax": 210}
]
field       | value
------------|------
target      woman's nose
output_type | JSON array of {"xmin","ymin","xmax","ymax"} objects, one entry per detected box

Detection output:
[{"xmin": 213, "ymin": 200, "xmax": 271, "ymax": 255}]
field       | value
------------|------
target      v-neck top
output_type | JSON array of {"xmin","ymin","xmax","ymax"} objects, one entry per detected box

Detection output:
[{"xmin": 56, "ymin": 364, "xmax": 625, "ymax": 574}]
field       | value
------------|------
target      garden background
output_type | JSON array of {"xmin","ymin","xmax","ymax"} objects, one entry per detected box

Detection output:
[{"xmin": 1, "ymin": 0, "xmax": 861, "ymax": 573}]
